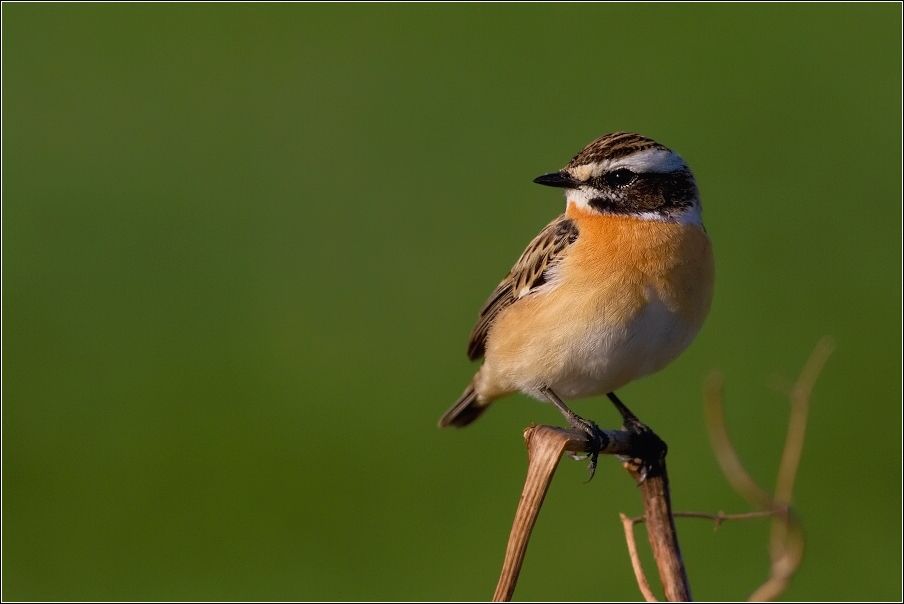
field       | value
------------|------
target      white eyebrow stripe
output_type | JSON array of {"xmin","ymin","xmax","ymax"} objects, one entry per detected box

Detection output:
[
  {"xmin": 610, "ymin": 148, "xmax": 686, "ymax": 173},
  {"xmin": 571, "ymin": 148, "xmax": 688, "ymax": 180}
]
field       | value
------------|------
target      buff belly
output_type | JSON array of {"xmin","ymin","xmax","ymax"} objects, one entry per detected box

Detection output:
[
  {"xmin": 473, "ymin": 215, "xmax": 714, "ymax": 406},
  {"xmin": 476, "ymin": 287, "xmax": 703, "ymax": 402}
]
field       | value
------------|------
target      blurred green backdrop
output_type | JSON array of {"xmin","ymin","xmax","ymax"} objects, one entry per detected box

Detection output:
[{"xmin": 3, "ymin": 4, "xmax": 900, "ymax": 601}]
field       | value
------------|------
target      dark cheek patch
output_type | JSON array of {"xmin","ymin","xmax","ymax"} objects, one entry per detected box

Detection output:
[
  {"xmin": 588, "ymin": 196, "xmax": 618, "ymax": 213},
  {"xmin": 589, "ymin": 170, "xmax": 697, "ymax": 215}
]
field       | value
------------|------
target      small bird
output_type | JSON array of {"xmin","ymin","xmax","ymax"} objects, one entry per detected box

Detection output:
[{"xmin": 439, "ymin": 132, "xmax": 714, "ymax": 461}]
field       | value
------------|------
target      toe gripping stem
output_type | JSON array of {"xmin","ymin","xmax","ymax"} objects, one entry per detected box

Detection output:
[
  {"xmin": 540, "ymin": 387, "xmax": 611, "ymax": 480},
  {"xmin": 607, "ymin": 392, "xmax": 667, "ymax": 484},
  {"xmin": 540, "ymin": 387, "xmax": 668, "ymax": 483}
]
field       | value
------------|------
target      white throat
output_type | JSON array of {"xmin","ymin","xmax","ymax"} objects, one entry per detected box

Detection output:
[{"xmin": 565, "ymin": 189, "xmax": 703, "ymax": 225}]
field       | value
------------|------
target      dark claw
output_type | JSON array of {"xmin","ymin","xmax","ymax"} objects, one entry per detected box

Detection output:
[
  {"xmin": 605, "ymin": 391, "xmax": 666, "ymax": 484},
  {"xmin": 619, "ymin": 429, "xmax": 665, "ymax": 485},
  {"xmin": 616, "ymin": 454, "xmax": 651, "ymax": 484},
  {"xmin": 559, "ymin": 411, "xmax": 606, "ymax": 480},
  {"xmin": 573, "ymin": 419, "xmax": 606, "ymax": 482},
  {"xmin": 585, "ymin": 452, "xmax": 599, "ymax": 482},
  {"xmin": 539, "ymin": 387, "xmax": 611, "ymax": 480}
]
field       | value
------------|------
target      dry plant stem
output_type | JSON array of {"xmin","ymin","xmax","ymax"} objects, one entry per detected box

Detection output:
[
  {"xmin": 620, "ymin": 513, "xmax": 659, "ymax": 602},
  {"xmin": 703, "ymin": 374, "xmax": 773, "ymax": 509},
  {"xmin": 494, "ymin": 424, "xmax": 690, "ymax": 602},
  {"xmin": 770, "ymin": 338, "xmax": 834, "ymax": 548},
  {"xmin": 492, "ymin": 339, "xmax": 830, "ymax": 603},
  {"xmin": 703, "ymin": 374, "xmax": 804, "ymax": 602},
  {"xmin": 493, "ymin": 425, "xmax": 640, "ymax": 602},
  {"xmin": 749, "ymin": 516, "xmax": 804, "ymax": 602},
  {"xmin": 754, "ymin": 337, "xmax": 833, "ymax": 602},
  {"xmin": 620, "ymin": 508, "xmax": 783, "ymax": 603},
  {"xmin": 492, "ymin": 426, "xmax": 569, "ymax": 603},
  {"xmin": 700, "ymin": 337, "xmax": 833, "ymax": 602},
  {"xmin": 774, "ymin": 337, "xmax": 834, "ymax": 507},
  {"xmin": 673, "ymin": 510, "xmax": 774, "ymax": 525},
  {"xmin": 623, "ymin": 457, "xmax": 691, "ymax": 602}
]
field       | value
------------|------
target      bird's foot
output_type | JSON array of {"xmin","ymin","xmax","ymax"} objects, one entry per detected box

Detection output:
[
  {"xmin": 605, "ymin": 392, "xmax": 666, "ymax": 484},
  {"xmin": 564, "ymin": 415, "xmax": 610, "ymax": 482},
  {"xmin": 539, "ymin": 387, "xmax": 611, "ymax": 480},
  {"xmin": 614, "ymin": 418, "xmax": 666, "ymax": 485}
]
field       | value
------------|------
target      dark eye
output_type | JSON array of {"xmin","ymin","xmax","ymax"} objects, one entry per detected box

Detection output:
[{"xmin": 606, "ymin": 168, "xmax": 636, "ymax": 188}]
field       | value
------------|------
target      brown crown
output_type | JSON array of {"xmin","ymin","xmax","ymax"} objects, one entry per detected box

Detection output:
[{"xmin": 565, "ymin": 132, "xmax": 669, "ymax": 168}]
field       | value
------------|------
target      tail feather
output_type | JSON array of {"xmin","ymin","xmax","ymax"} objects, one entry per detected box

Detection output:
[{"xmin": 439, "ymin": 383, "xmax": 489, "ymax": 428}]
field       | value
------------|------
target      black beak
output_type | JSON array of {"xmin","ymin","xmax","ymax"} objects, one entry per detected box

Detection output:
[{"xmin": 532, "ymin": 170, "xmax": 582, "ymax": 189}]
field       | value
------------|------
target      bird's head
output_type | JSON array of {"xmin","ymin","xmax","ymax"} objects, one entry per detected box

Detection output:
[{"xmin": 533, "ymin": 132, "xmax": 701, "ymax": 224}]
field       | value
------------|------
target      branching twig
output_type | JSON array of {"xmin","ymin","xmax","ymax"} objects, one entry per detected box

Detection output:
[
  {"xmin": 617, "ymin": 338, "xmax": 832, "ymax": 601},
  {"xmin": 700, "ymin": 337, "xmax": 832, "ymax": 601},
  {"xmin": 494, "ymin": 423, "xmax": 690, "ymax": 601},
  {"xmin": 621, "ymin": 454, "xmax": 691, "ymax": 601},
  {"xmin": 620, "ymin": 512, "xmax": 659, "ymax": 602},
  {"xmin": 674, "ymin": 510, "xmax": 776, "ymax": 526},
  {"xmin": 492, "ymin": 338, "xmax": 832, "ymax": 603},
  {"xmin": 620, "ymin": 506, "xmax": 791, "ymax": 602},
  {"xmin": 754, "ymin": 337, "xmax": 833, "ymax": 601},
  {"xmin": 703, "ymin": 373, "xmax": 774, "ymax": 510}
]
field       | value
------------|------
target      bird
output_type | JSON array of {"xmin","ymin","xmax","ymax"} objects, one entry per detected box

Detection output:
[{"xmin": 438, "ymin": 132, "xmax": 714, "ymax": 467}]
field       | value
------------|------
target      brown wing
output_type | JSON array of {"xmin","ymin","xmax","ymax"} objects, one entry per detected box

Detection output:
[{"xmin": 467, "ymin": 215, "xmax": 579, "ymax": 360}]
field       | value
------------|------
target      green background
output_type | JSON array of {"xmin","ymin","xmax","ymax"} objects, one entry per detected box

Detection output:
[{"xmin": 3, "ymin": 4, "xmax": 900, "ymax": 601}]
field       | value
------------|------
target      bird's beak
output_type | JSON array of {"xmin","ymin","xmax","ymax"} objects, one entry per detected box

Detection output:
[{"xmin": 532, "ymin": 171, "xmax": 582, "ymax": 189}]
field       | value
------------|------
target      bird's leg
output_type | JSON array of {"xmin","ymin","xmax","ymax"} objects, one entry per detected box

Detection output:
[
  {"xmin": 606, "ymin": 391, "xmax": 666, "ymax": 484},
  {"xmin": 540, "ymin": 387, "xmax": 608, "ymax": 480},
  {"xmin": 606, "ymin": 391, "xmax": 647, "ymax": 433}
]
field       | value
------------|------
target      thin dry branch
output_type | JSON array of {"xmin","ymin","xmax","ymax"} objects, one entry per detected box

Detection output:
[
  {"xmin": 695, "ymin": 338, "xmax": 832, "ymax": 601},
  {"xmin": 673, "ymin": 510, "xmax": 775, "ymax": 526},
  {"xmin": 492, "ymin": 337, "xmax": 831, "ymax": 603},
  {"xmin": 774, "ymin": 337, "xmax": 834, "ymax": 506},
  {"xmin": 492, "ymin": 426, "xmax": 571, "ymax": 603},
  {"xmin": 622, "ymin": 455, "xmax": 691, "ymax": 601},
  {"xmin": 749, "ymin": 514, "xmax": 804, "ymax": 602},
  {"xmin": 619, "ymin": 507, "xmax": 787, "ymax": 602},
  {"xmin": 493, "ymin": 425, "xmax": 640, "ymax": 602},
  {"xmin": 703, "ymin": 374, "xmax": 774, "ymax": 510},
  {"xmin": 755, "ymin": 336, "xmax": 833, "ymax": 601},
  {"xmin": 620, "ymin": 512, "xmax": 659, "ymax": 602},
  {"xmin": 494, "ymin": 423, "xmax": 690, "ymax": 602}
]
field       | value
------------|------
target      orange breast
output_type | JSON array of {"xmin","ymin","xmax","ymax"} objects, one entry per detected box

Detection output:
[
  {"xmin": 476, "ymin": 206, "xmax": 714, "ymax": 401},
  {"xmin": 564, "ymin": 205, "xmax": 714, "ymax": 331}
]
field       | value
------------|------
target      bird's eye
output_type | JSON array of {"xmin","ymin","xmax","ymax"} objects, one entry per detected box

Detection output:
[{"xmin": 606, "ymin": 168, "xmax": 636, "ymax": 188}]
